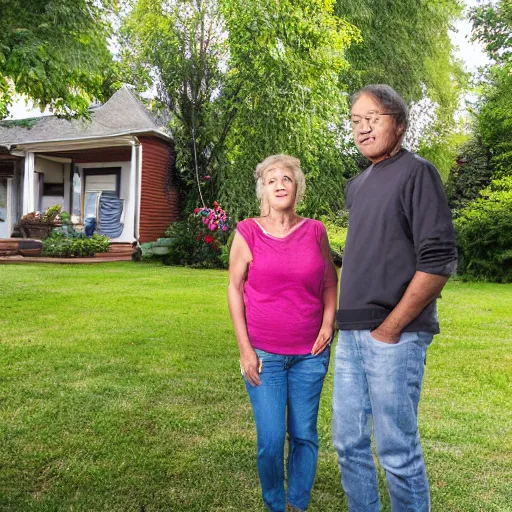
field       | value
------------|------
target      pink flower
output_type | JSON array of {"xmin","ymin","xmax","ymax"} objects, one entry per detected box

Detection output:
[
  {"xmin": 203, "ymin": 175, "xmax": 211, "ymax": 180},
  {"xmin": 204, "ymin": 235, "xmax": 214, "ymax": 244}
]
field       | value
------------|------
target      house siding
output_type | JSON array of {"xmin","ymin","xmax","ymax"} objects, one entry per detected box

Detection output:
[{"xmin": 139, "ymin": 137, "xmax": 180, "ymax": 243}]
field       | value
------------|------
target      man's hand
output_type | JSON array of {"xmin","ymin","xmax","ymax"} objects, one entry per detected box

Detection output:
[
  {"xmin": 370, "ymin": 325, "xmax": 400, "ymax": 344},
  {"xmin": 240, "ymin": 347, "xmax": 261, "ymax": 387},
  {"xmin": 370, "ymin": 272, "xmax": 450, "ymax": 344},
  {"xmin": 311, "ymin": 324, "xmax": 334, "ymax": 355}
]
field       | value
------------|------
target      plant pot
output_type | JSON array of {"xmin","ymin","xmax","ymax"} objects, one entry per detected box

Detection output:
[{"xmin": 18, "ymin": 221, "xmax": 58, "ymax": 240}]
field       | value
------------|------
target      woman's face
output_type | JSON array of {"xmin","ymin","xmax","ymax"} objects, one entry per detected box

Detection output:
[{"xmin": 263, "ymin": 165, "xmax": 297, "ymax": 212}]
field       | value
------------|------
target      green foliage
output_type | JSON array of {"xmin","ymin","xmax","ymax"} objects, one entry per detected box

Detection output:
[
  {"xmin": 324, "ymin": 221, "xmax": 347, "ymax": 253},
  {"xmin": 454, "ymin": 177, "xmax": 512, "ymax": 283},
  {"xmin": 446, "ymin": 136, "xmax": 493, "ymax": 208},
  {"xmin": 218, "ymin": 0, "xmax": 361, "ymax": 219},
  {"xmin": 335, "ymin": 0, "xmax": 466, "ymax": 180},
  {"xmin": 0, "ymin": 0, "xmax": 117, "ymax": 118},
  {"xmin": 120, "ymin": 0, "xmax": 465, "ymax": 219},
  {"xmin": 120, "ymin": 0, "xmax": 360, "ymax": 219},
  {"xmin": 335, "ymin": 0, "xmax": 463, "ymax": 105},
  {"xmin": 470, "ymin": 0, "xmax": 512, "ymax": 179},
  {"xmin": 470, "ymin": 0, "xmax": 512, "ymax": 65},
  {"xmin": 475, "ymin": 66, "xmax": 512, "ymax": 179},
  {"xmin": 43, "ymin": 204, "xmax": 62, "ymax": 223},
  {"xmin": 41, "ymin": 232, "xmax": 110, "ymax": 258},
  {"xmin": 162, "ymin": 215, "xmax": 231, "ymax": 268},
  {"xmin": 120, "ymin": 0, "xmax": 228, "ymax": 210}
]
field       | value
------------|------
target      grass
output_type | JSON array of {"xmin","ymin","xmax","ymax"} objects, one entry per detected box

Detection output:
[{"xmin": 0, "ymin": 263, "xmax": 511, "ymax": 511}]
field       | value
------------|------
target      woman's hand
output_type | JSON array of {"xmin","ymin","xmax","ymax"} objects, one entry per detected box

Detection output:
[
  {"xmin": 240, "ymin": 347, "xmax": 261, "ymax": 387},
  {"xmin": 311, "ymin": 324, "xmax": 334, "ymax": 355}
]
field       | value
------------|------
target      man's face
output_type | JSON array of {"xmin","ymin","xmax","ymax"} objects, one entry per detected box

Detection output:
[{"xmin": 350, "ymin": 94, "xmax": 404, "ymax": 164}]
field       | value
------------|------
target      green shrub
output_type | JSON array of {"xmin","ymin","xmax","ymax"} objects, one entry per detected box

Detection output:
[
  {"xmin": 41, "ymin": 232, "xmax": 110, "ymax": 258},
  {"xmin": 454, "ymin": 176, "xmax": 512, "ymax": 282},
  {"xmin": 162, "ymin": 215, "xmax": 231, "ymax": 269},
  {"xmin": 325, "ymin": 222, "xmax": 347, "ymax": 253}
]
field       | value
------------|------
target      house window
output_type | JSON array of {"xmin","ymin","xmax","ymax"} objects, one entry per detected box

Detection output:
[{"xmin": 43, "ymin": 183, "xmax": 65, "ymax": 196}]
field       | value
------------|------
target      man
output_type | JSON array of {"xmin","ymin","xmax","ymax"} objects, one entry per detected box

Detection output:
[{"xmin": 333, "ymin": 84, "xmax": 457, "ymax": 512}]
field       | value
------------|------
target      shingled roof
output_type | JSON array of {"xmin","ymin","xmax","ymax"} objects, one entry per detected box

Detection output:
[{"xmin": 0, "ymin": 86, "xmax": 171, "ymax": 147}]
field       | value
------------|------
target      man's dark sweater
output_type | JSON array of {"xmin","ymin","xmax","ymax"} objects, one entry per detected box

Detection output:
[{"xmin": 337, "ymin": 149, "xmax": 457, "ymax": 333}]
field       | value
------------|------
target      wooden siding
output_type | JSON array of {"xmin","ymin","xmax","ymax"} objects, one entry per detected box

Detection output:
[{"xmin": 139, "ymin": 137, "xmax": 180, "ymax": 243}]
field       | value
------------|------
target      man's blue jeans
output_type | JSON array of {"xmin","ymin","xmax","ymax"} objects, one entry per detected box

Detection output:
[
  {"xmin": 332, "ymin": 330, "xmax": 433, "ymax": 512},
  {"xmin": 245, "ymin": 348, "xmax": 330, "ymax": 512}
]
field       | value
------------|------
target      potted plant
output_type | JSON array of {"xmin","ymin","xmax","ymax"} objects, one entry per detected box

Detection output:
[{"xmin": 17, "ymin": 205, "xmax": 63, "ymax": 239}]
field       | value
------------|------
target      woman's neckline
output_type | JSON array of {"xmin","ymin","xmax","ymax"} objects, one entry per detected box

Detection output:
[{"xmin": 251, "ymin": 217, "xmax": 308, "ymax": 240}]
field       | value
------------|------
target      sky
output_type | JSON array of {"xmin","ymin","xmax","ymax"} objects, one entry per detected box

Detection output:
[{"xmin": 7, "ymin": 0, "xmax": 491, "ymax": 120}]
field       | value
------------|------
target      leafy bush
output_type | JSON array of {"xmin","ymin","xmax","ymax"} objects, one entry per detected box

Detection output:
[
  {"xmin": 445, "ymin": 136, "xmax": 493, "ymax": 209},
  {"xmin": 454, "ymin": 177, "xmax": 512, "ymax": 282},
  {"xmin": 160, "ymin": 203, "xmax": 232, "ymax": 269},
  {"xmin": 41, "ymin": 232, "xmax": 110, "ymax": 258}
]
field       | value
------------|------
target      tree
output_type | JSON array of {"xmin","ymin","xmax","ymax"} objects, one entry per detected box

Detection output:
[
  {"xmin": 471, "ymin": 0, "xmax": 512, "ymax": 178},
  {"xmin": 120, "ymin": 0, "xmax": 229, "ymax": 211},
  {"xmin": 218, "ymin": 0, "xmax": 360, "ymax": 219},
  {"xmin": 454, "ymin": 176, "xmax": 512, "ymax": 282},
  {"xmin": 335, "ymin": 0, "xmax": 466, "ymax": 180},
  {"xmin": 0, "ymin": 0, "xmax": 117, "ymax": 118},
  {"xmin": 445, "ymin": 135, "xmax": 493, "ymax": 208},
  {"xmin": 120, "ymin": 0, "xmax": 360, "ymax": 218}
]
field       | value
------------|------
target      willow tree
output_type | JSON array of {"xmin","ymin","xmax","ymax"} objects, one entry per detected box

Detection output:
[
  {"xmin": 120, "ymin": 0, "xmax": 360, "ymax": 218},
  {"xmin": 218, "ymin": 0, "xmax": 360, "ymax": 218},
  {"xmin": 335, "ymin": 0, "xmax": 466, "ymax": 179},
  {"xmin": 0, "ymin": 0, "xmax": 117, "ymax": 118}
]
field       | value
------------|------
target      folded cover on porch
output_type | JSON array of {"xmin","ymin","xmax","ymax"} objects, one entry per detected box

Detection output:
[{"xmin": 98, "ymin": 192, "xmax": 124, "ymax": 239}]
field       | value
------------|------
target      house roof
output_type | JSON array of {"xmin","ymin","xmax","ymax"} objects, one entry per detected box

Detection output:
[{"xmin": 0, "ymin": 87, "xmax": 171, "ymax": 147}]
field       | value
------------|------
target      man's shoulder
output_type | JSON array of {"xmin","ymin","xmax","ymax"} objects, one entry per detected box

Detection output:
[
  {"xmin": 400, "ymin": 150, "xmax": 437, "ymax": 173},
  {"xmin": 346, "ymin": 164, "xmax": 372, "ymax": 188}
]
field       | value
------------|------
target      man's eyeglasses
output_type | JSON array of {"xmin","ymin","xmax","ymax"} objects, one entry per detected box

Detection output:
[{"xmin": 350, "ymin": 111, "xmax": 400, "ymax": 129}]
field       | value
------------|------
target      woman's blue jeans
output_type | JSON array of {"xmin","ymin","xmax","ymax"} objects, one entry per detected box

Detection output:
[
  {"xmin": 332, "ymin": 330, "xmax": 433, "ymax": 512},
  {"xmin": 245, "ymin": 347, "xmax": 330, "ymax": 512}
]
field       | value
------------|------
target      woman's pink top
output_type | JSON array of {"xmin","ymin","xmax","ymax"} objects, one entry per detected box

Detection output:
[{"xmin": 236, "ymin": 218, "xmax": 336, "ymax": 355}]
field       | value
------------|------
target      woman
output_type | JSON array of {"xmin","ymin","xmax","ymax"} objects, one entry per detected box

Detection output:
[{"xmin": 228, "ymin": 154, "xmax": 337, "ymax": 512}]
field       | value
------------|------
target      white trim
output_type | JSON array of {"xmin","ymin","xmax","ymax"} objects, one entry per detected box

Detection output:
[
  {"xmin": 22, "ymin": 153, "xmax": 35, "ymax": 214},
  {"xmin": 125, "ymin": 143, "xmax": 138, "ymax": 242},
  {"xmin": 36, "ymin": 154, "xmax": 73, "ymax": 164},
  {"xmin": 136, "ymin": 143, "xmax": 143, "ymax": 241},
  {"xmin": 63, "ymin": 163, "xmax": 71, "ymax": 212},
  {"xmin": 11, "ymin": 130, "xmax": 171, "ymax": 152},
  {"xmin": 6, "ymin": 178, "xmax": 13, "ymax": 236}
]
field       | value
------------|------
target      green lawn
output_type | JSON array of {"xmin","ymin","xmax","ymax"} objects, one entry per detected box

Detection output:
[{"xmin": 0, "ymin": 263, "xmax": 511, "ymax": 511}]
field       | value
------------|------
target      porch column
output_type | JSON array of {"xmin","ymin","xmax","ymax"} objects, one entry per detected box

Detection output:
[
  {"xmin": 136, "ymin": 142, "xmax": 143, "ymax": 241},
  {"xmin": 6, "ymin": 177, "xmax": 13, "ymax": 237},
  {"xmin": 124, "ymin": 141, "xmax": 139, "ymax": 242},
  {"xmin": 22, "ymin": 152, "xmax": 35, "ymax": 214}
]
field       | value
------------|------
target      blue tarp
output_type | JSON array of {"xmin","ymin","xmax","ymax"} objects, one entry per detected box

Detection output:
[{"xmin": 97, "ymin": 192, "xmax": 124, "ymax": 239}]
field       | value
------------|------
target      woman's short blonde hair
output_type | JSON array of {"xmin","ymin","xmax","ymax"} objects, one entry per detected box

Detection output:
[{"xmin": 254, "ymin": 154, "xmax": 306, "ymax": 215}]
